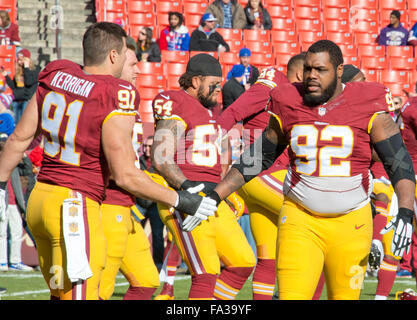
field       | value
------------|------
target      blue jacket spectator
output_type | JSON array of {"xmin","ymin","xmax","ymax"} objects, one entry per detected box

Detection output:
[
  {"xmin": 226, "ymin": 48, "xmax": 259, "ymax": 86},
  {"xmin": 408, "ymin": 22, "xmax": 417, "ymax": 46},
  {"xmin": 378, "ymin": 10, "xmax": 409, "ymax": 46},
  {"xmin": 159, "ymin": 12, "xmax": 190, "ymax": 51}
]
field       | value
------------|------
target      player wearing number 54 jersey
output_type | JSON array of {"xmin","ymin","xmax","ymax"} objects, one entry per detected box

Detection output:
[
  {"xmin": 211, "ymin": 40, "xmax": 416, "ymax": 299},
  {"xmin": 0, "ymin": 23, "xmax": 217, "ymax": 300}
]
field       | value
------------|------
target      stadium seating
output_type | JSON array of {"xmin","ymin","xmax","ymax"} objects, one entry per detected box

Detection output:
[
  {"xmin": 386, "ymin": 46, "xmax": 414, "ymax": 58},
  {"xmin": 138, "ymin": 87, "xmax": 163, "ymax": 101},
  {"xmin": 361, "ymin": 56, "xmax": 389, "ymax": 70},
  {"xmin": 127, "ymin": 1, "xmax": 154, "ymax": 13},
  {"xmin": 219, "ymin": 52, "xmax": 240, "ymax": 66},
  {"xmin": 268, "ymin": 5, "xmax": 292, "ymax": 18},
  {"xmin": 165, "ymin": 62, "xmax": 187, "ymax": 76},
  {"xmin": 183, "ymin": 2, "xmax": 208, "ymax": 14},
  {"xmin": 161, "ymin": 50, "xmax": 189, "ymax": 63},
  {"xmin": 326, "ymin": 32, "xmax": 354, "ymax": 45},
  {"xmin": 138, "ymin": 61, "xmax": 164, "ymax": 75},
  {"xmin": 155, "ymin": 1, "xmax": 182, "ymax": 14},
  {"xmin": 271, "ymin": 30, "xmax": 298, "ymax": 43},
  {"xmin": 350, "ymin": 0, "xmax": 378, "ymax": 9},
  {"xmin": 217, "ymin": 28, "xmax": 242, "ymax": 42},
  {"xmin": 357, "ymin": 44, "xmax": 385, "ymax": 58},
  {"xmin": 323, "ymin": 0, "xmax": 349, "ymax": 8},
  {"xmin": 361, "ymin": 68, "xmax": 380, "ymax": 82},
  {"xmin": 296, "ymin": 19, "xmax": 322, "ymax": 32},
  {"xmin": 136, "ymin": 74, "xmax": 166, "ymax": 88},
  {"xmin": 244, "ymin": 41, "xmax": 273, "ymax": 54},
  {"xmin": 243, "ymin": 29, "xmax": 270, "ymax": 42},
  {"xmin": 381, "ymin": 69, "xmax": 410, "ymax": 84},
  {"xmin": 323, "ymin": 7, "xmax": 350, "ymax": 21}
]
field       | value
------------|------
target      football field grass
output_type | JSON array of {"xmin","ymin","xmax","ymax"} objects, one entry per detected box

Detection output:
[{"xmin": 0, "ymin": 270, "xmax": 415, "ymax": 300}]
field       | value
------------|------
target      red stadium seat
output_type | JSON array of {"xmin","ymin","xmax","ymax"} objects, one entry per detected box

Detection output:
[
  {"xmin": 0, "ymin": 57, "xmax": 14, "ymax": 77},
  {"xmin": 343, "ymin": 55, "xmax": 360, "ymax": 67},
  {"xmin": 264, "ymin": 0, "xmax": 292, "ymax": 6},
  {"xmin": 104, "ymin": 0, "xmax": 126, "ymax": 13},
  {"xmin": 326, "ymin": 32, "xmax": 354, "ymax": 45},
  {"xmin": 296, "ymin": 19, "xmax": 322, "ymax": 32},
  {"xmin": 298, "ymin": 31, "xmax": 325, "ymax": 44},
  {"xmin": 138, "ymin": 62, "xmax": 164, "ymax": 75},
  {"xmin": 271, "ymin": 30, "xmax": 298, "ymax": 43},
  {"xmin": 408, "ymin": 10, "xmax": 417, "ymax": 24},
  {"xmin": 294, "ymin": 6, "xmax": 321, "ymax": 20},
  {"xmin": 217, "ymin": 28, "xmax": 242, "ymax": 41},
  {"xmin": 339, "ymin": 44, "xmax": 358, "ymax": 57},
  {"xmin": 271, "ymin": 18, "xmax": 296, "ymax": 31},
  {"xmin": 354, "ymin": 32, "xmax": 379, "ymax": 45},
  {"xmin": 128, "ymin": 12, "xmax": 155, "ymax": 27},
  {"xmin": 390, "ymin": 57, "xmax": 417, "ymax": 71},
  {"xmin": 267, "ymin": 5, "xmax": 292, "ymax": 18},
  {"xmin": 293, "ymin": 0, "xmax": 322, "ymax": 7},
  {"xmin": 161, "ymin": 50, "xmax": 189, "ymax": 63},
  {"xmin": 183, "ymin": 13, "xmax": 202, "ymax": 29},
  {"xmin": 384, "ymin": 82, "xmax": 408, "ymax": 96},
  {"xmin": 156, "ymin": 13, "xmax": 170, "ymax": 29},
  {"xmin": 155, "ymin": 1, "xmax": 182, "ymax": 14},
  {"xmin": 361, "ymin": 56, "xmax": 388, "ymax": 70},
  {"xmin": 386, "ymin": 46, "xmax": 414, "ymax": 58},
  {"xmin": 350, "ymin": 0, "xmax": 378, "ymax": 9},
  {"xmin": 136, "ymin": 74, "xmax": 166, "ymax": 89},
  {"xmin": 323, "ymin": 7, "xmax": 350, "ymax": 21},
  {"xmin": 349, "ymin": 7, "xmax": 378, "ymax": 23},
  {"xmin": 410, "ymin": 70, "xmax": 417, "ymax": 86},
  {"xmin": 323, "ymin": 0, "xmax": 349, "ymax": 7},
  {"xmin": 324, "ymin": 20, "xmax": 350, "ymax": 33},
  {"xmin": 190, "ymin": 51, "xmax": 218, "ymax": 59},
  {"xmin": 351, "ymin": 20, "xmax": 379, "ymax": 34},
  {"xmin": 165, "ymin": 62, "xmax": 187, "ymax": 76},
  {"xmin": 243, "ymin": 29, "xmax": 270, "ymax": 42},
  {"xmin": 273, "ymin": 41, "xmax": 301, "ymax": 54},
  {"xmin": 244, "ymin": 41, "xmax": 273, "ymax": 54},
  {"xmin": 183, "ymin": 2, "xmax": 208, "ymax": 14},
  {"xmin": 409, "ymin": 1, "xmax": 417, "ymax": 11},
  {"xmin": 127, "ymin": 0, "xmax": 154, "ymax": 13},
  {"xmin": 379, "ymin": 0, "xmax": 407, "ymax": 10},
  {"xmin": 275, "ymin": 53, "xmax": 294, "ymax": 68},
  {"xmin": 137, "ymin": 87, "xmax": 163, "ymax": 101},
  {"xmin": 357, "ymin": 44, "xmax": 385, "ymax": 58},
  {"xmin": 228, "ymin": 40, "xmax": 244, "ymax": 53},
  {"xmin": 139, "ymin": 99, "xmax": 155, "ymax": 124},
  {"xmin": 0, "ymin": 45, "xmax": 15, "ymax": 58},
  {"xmin": 381, "ymin": 70, "xmax": 409, "ymax": 84},
  {"xmin": 250, "ymin": 53, "xmax": 275, "ymax": 67},
  {"xmin": 166, "ymin": 75, "xmax": 181, "ymax": 90},
  {"xmin": 219, "ymin": 52, "xmax": 240, "ymax": 65},
  {"xmin": 362, "ymin": 69, "xmax": 381, "ymax": 82}
]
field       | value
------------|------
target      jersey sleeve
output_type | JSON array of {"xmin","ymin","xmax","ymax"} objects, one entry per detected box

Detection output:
[
  {"xmin": 152, "ymin": 92, "xmax": 187, "ymax": 129},
  {"xmin": 255, "ymin": 67, "xmax": 289, "ymax": 89},
  {"xmin": 103, "ymin": 81, "xmax": 139, "ymax": 124}
]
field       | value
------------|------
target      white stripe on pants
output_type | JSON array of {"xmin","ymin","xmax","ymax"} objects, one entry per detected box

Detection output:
[{"xmin": 0, "ymin": 204, "xmax": 23, "ymax": 264}]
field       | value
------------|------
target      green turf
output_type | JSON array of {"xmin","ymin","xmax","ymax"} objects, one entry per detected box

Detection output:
[{"xmin": 0, "ymin": 270, "xmax": 415, "ymax": 300}]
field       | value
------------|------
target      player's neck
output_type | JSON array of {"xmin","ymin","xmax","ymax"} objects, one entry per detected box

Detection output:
[
  {"xmin": 83, "ymin": 64, "xmax": 114, "ymax": 77},
  {"xmin": 327, "ymin": 82, "xmax": 344, "ymax": 104}
]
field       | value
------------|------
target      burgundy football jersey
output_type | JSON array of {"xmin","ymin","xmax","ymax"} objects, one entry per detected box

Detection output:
[
  {"xmin": 103, "ymin": 115, "xmax": 143, "ymax": 206},
  {"xmin": 268, "ymin": 81, "xmax": 394, "ymax": 215},
  {"xmin": 218, "ymin": 67, "xmax": 289, "ymax": 144},
  {"xmin": 370, "ymin": 161, "xmax": 389, "ymax": 180},
  {"xmin": 153, "ymin": 90, "xmax": 223, "ymax": 183},
  {"xmin": 36, "ymin": 59, "xmax": 139, "ymax": 203},
  {"xmin": 399, "ymin": 97, "xmax": 417, "ymax": 173}
]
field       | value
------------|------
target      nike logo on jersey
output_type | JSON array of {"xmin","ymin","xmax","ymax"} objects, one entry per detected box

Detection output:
[
  {"xmin": 355, "ymin": 224, "xmax": 365, "ymax": 230},
  {"xmin": 119, "ymin": 84, "xmax": 132, "ymax": 90},
  {"xmin": 160, "ymin": 94, "xmax": 170, "ymax": 100}
]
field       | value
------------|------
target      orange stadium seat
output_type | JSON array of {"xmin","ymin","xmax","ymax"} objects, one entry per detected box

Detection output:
[
  {"xmin": 136, "ymin": 74, "xmax": 166, "ymax": 88},
  {"xmin": 379, "ymin": 0, "xmax": 407, "ymax": 10},
  {"xmin": 250, "ymin": 53, "xmax": 275, "ymax": 67},
  {"xmin": 390, "ymin": 57, "xmax": 417, "ymax": 71},
  {"xmin": 138, "ymin": 61, "xmax": 164, "ymax": 75},
  {"xmin": 294, "ymin": 6, "xmax": 321, "ymax": 20},
  {"xmin": 323, "ymin": 19, "xmax": 350, "ymax": 33},
  {"xmin": 351, "ymin": 20, "xmax": 379, "ymax": 34},
  {"xmin": 127, "ymin": 0, "xmax": 154, "ymax": 13},
  {"xmin": 128, "ymin": 12, "xmax": 155, "ymax": 27},
  {"xmin": 361, "ymin": 68, "xmax": 380, "ymax": 82},
  {"xmin": 228, "ymin": 40, "xmax": 244, "ymax": 53},
  {"xmin": 244, "ymin": 41, "xmax": 273, "ymax": 54},
  {"xmin": 183, "ymin": 2, "xmax": 208, "ymax": 14},
  {"xmin": 386, "ymin": 46, "xmax": 414, "ymax": 58},
  {"xmin": 155, "ymin": 1, "xmax": 182, "ymax": 14},
  {"xmin": 343, "ymin": 56, "xmax": 360, "ymax": 67},
  {"xmin": 104, "ymin": 0, "xmax": 126, "ymax": 13},
  {"xmin": 273, "ymin": 41, "xmax": 301, "ymax": 54},
  {"xmin": 264, "ymin": 0, "xmax": 292, "ymax": 6},
  {"xmin": 296, "ymin": 19, "xmax": 322, "ymax": 32},
  {"xmin": 0, "ymin": 57, "xmax": 14, "ymax": 77},
  {"xmin": 129, "ymin": 24, "xmax": 142, "ymax": 40},
  {"xmin": 271, "ymin": 30, "xmax": 298, "ymax": 43},
  {"xmin": 409, "ymin": 70, "xmax": 417, "ymax": 86},
  {"xmin": 271, "ymin": 18, "xmax": 296, "ymax": 31},
  {"xmin": 183, "ymin": 13, "xmax": 202, "ymax": 29},
  {"xmin": 339, "ymin": 44, "xmax": 358, "ymax": 57},
  {"xmin": 323, "ymin": 0, "xmax": 349, "ymax": 7},
  {"xmin": 354, "ymin": 32, "xmax": 379, "ymax": 45},
  {"xmin": 0, "ymin": 45, "xmax": 16, "ymax": 58},
  {"xmin": 409, "ymin": 1, "xmax": 417, "ymax": 11},
  {"xmin": 267, "ymin": 5, "xmax": 292, "ymax": 18},
  {"xmin": 161, "ymin": 50, "xmax": 189, "ymax": 63},
  {"xmin": 326, "ymin": 32, "xmax": 354, "ymax": 45},
  {"xmin": 219, "ymin": 51, "xmax": 240, "ymax": 65},
  {"xmin": 361, "ymin": 56, "xmax": 388, "ymax": 70},
  {"xmin": 408, "ymin": 10, "xmax": 417, "ymax": 24},
  {"xmin": 156, "ymin": 13, "xmax": 170, "ymax": 29},
  {"xmin": 381, "ymin": 69, "xmax": 409, "ymax": 84},
  {"xmin": 243, "ymin": 29, "xmax": 270, "ymax": 42},
  {"xmin": 323, "ymin": 7, "xmax": 350, "ymax": 21},
  {"xmin": 139, "ymin": 99, "xmax": 155, "ymax": 123},
  {"xmin": 298, "ymin": 31, "xmax": 325, "ymax": 44},
  {"xmin": 384, "ymin": 82, "xmax": 408, "ymax": 96},
  {"xmin": 165, "ymin": 62, "xmax": 187, "ymax": 76},
  {"xmin": 137, "ymin": 87, "xmax": 163, "ymax": 101},
  {"xmin": 217, "ymin": 28, "xmax": 242, "ymax": 42},
  {"xmin": 349, "ymin": 7, "xmax": 378, "ymax": 23},
  {"xmin": 275, "ymin": 53, "xmax": 294, "ymax": 68},
  {"xmin": 357, "ymin": 44, "xmax": 385, "ymax": 58},
  {"xmin": 350, "ymin": 0, "xmax": 378, "ymax": 9},
  {"xmin": 293, "ymin": 0, "xmax": 322, "ymax": 7},
  {"xmin": 167, "ymin": 75, "xmax": 181, "ymax": 90}
]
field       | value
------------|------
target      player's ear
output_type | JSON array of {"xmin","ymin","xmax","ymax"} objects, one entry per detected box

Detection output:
[
  {"xmin": 191, "ymin": 76, "xmax": 200, "ymax": 89},
  {"xmin": 109, "ymin": 49, "xmax": 118, "ymax": 65},
  {"xmin": 336, "ymin": 64, "xmax": 344, "ymax": 80}
]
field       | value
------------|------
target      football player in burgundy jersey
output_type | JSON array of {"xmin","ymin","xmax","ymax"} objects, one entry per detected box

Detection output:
[
  {"xmin": 0, "ymin": 23, "xmax": 217, "ymax": 300},
  {"xmin": 152, "ymin": 54, "xmax": 256, "ymax": 300},
  {"xmin": 211, "ymin": 40, "xmax": 416, "ymax": 299}
]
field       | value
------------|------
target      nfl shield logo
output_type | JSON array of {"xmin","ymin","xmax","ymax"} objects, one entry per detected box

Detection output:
[{"xmin": 318, "ymin": 107, "xmax": 326, "ymax": 116}]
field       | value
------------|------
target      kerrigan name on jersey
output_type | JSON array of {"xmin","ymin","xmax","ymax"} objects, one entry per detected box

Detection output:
[{"xmin": 50, "ymin": 70, "xmax": 96, "ymax": 98}]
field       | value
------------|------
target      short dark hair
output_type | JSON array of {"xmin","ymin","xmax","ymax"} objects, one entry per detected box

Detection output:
[
  {"xmin": 287, "ymin": 52, "xmax": 307, "ymax": 72},
  {"xmin": 83, "ymin": 22, "xmax": 127, "ymax": 66},
  {"xmin": 178, "ymin": 73, "xmax": 194, "ymax": 90},
  {"xmin": 307, "ymin": 40, "xmax": 344, "ymax": 70}
]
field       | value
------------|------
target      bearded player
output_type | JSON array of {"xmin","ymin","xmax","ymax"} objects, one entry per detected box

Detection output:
[
  {"xmin": 0, "ymin": 22, "xmax": 217, "ymax": 300},
  {"xmin": 151, "ymin": 53, "xmax": 256, "ymax": 300},
  {"xmin": 209, "ymin": 40, "xmax": 416, "ymax": 299}
]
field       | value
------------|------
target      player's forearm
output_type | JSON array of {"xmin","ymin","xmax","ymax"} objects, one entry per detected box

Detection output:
[
  {"xmin": 394, "ymin": 179, "xmax": 416, "ymax": 211},
  {"xmin": 213, "ymin": 167, "xmax": 246, "ymax": 201},
  {"xmin": 0, "ymin": 134, "xmax": 29, "ymax": 181},
  {"xmin": 152, "ymin": 161, "xmax": 187, "ymax": 190}
]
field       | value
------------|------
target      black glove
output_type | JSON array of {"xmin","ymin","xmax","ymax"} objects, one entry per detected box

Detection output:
[
  {"xmin": 180, "ymin": 180, "xmax": 215, "ymax": 194},
  {"xmin": 175, "ymin": 190, "xmax": 217, "ymax": 219}
]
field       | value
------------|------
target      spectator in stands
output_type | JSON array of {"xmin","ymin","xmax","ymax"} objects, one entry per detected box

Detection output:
[
  {"xmin": 3, "ymin": 49, "xmax": 39, "ymax": 124},
  {"xmin": 222, "ymin": 64, "xmax": 246, "ymax": 110},
  {"xmin": 189, "ymin": 13, "xmax": 230, "ymax": 53},
  {"xmin": 378, "ymin": 10, "xmax": 409, "ymax": 46},
  {"xmin": 244, "ymin": 0, "xmax": 272, "ymax": 30},
  {"xmin": 0, "ymin": 10, "xmax": 20, "ymax": 46},
  {"xmin": 136, "ymin": 27, "xmax": 161, "ymax": 62},
  {"xmin": 408, "ymin": 22, "xmax": 417, "ymax": 46},
  {"xmin": 205, "ymin": 0, "xmax": 246, "ymax": 30},
  {"xmin": 159, "ymin": 12, "xmax": 190, "ymax": 52},
  {"xmin": 226, "ymin": 48, "xmax": 259, "ymax": 86}
]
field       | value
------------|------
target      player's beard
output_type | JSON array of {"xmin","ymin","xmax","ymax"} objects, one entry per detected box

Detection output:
[
  {"xmin": 303, "ymin": 75, "xmax": 338, "ymax": 107},
  {"xmin": 197, "ymin": 86, "xmax": 218, "ymax": 109}
]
